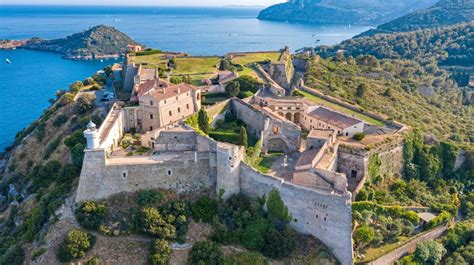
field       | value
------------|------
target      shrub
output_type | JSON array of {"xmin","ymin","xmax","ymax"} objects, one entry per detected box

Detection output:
[
  {"xmin": 261, "ymin": 228, "xmax": 296, "ymax": 259},
  {"xmin": 225, "ymin": 81, "xmax": 240, "ymax": 97},
  {"xmin": 427, "ymin": 211, "xmax": 451, "ymax": 229},
  {"xmin": 75, "ymin": 93, "xmax": 96, "ymax": 114},
  {"xmin": 120, "ymin": 134, "xmax": 134, "ymax": 149},
  {"xmin": 191, "ymin": 196, "xmax": 218, "ymax": 223},
  {"xmin": 86, "ymin": 256, "xmax": 100, "ymax": 265},
  {"xmin": 139, "ymin": 207, "xmax": 176, "ymax": 239},
  {"xmin": 53, "ymin": 114, "xmax": 68, "ymax": 127},
  {"xmin": 61, "ymin": 93, "xmax": 75, "ymax": 105},
  {"xmin": 149, "ymin": 239, "xmax": 171, "ymax": 265},
  {"xmin": 353, "ymin": 132, "xmax": 366, "ymax": 141},
  {"xmin": 137, "ymin": 190, "xmax": 164, "ymax": 207},
  {"xmin": 75, "ymin": 201, "xmax": 107, "ymax": 229},
  {"xmin": 69, "ymin": 81, "xmax": 84, "ymax": 93},
  {"xmin": 57, "ymin": 229, "xmax": 95, "ymax": 262},
  {"xmin": 188, "ymin": 241, "xmax": 223, "ymax": 265},
  {"xmin": 223, "ymin": 252, "xmax": 268, "ymax": 265},
  {"xmin": 1, "ymin": 244, "xmax": 24, "ymax": 265}
]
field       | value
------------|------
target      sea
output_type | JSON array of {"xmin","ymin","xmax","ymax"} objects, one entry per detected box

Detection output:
[{"xmin": 0, "ymin": 5, "xmax": 370, "ymax": 151}]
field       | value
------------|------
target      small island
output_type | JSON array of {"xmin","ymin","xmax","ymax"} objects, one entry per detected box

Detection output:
[{"xmin": 1, "ymin": 25, "xmax": 140, "ymax": 60}]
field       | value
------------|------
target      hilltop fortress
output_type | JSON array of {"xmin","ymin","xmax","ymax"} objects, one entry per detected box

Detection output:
[{"xmin": 76, "ymin": 48, "xmax": 407, "ymax": 265}]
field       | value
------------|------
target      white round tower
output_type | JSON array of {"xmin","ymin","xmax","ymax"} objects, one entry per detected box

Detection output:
[{"xmin": 84, "ymin": 120, "xmax": 100, "ymax": 150}]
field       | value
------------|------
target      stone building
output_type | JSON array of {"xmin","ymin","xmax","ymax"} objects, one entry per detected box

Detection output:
[{"xmin": 137, "ymin": 79, "xmax": 201, "ymax": 132}]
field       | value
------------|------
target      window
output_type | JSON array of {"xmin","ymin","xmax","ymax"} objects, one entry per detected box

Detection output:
[
  {"xmin": 122, "ymin": 171, "xmax": 127, "ymax": 178},
  {"xmin": 164, "ymin": 100, "xmax": 166, "ymax": 104},
  {"xmin": 169, "ymin": 111, "xmax": 172, "ymax": 116},
  {"xmin": 176, "ymin": 96, "xmax": 179, "ymax": 100},
  {"xmin": 346, "ymin": 132, "xmax": 349, "ymax": 136},
  {"xmin": 196, "ymin": 93, "xmax": 200, "ymax": 100},
  {"xmin": 150, "ymin": 114, "xmax": 153, "ymax": 119},
  {"xmin": 351, "ymin": 170, "xmax": 357, "ymax": 178},
  {"xmin": 167, "ymin": 169, "xmax": 172, "ymax": 176},
  {"xmin": 150, "ymin": 100, "xmax": 153, "ymax": 106},
  {"xmin": 178, "ymin": 107, "xmax": 181, "ymax": 113},
  {"xmin": 186, "ymin": 104, "xmax": 189, "ymax": 109},
  {"xmin": 150, "ymin": 126, "xmax": 153, "ymax": 131}
]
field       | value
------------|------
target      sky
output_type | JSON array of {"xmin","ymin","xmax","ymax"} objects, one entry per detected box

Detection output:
[{"xmin": 1, "ymin": 0, "xmax": 286, "ymax": 7}]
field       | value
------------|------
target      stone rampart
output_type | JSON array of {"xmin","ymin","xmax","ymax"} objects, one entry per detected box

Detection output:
[
  {"xmin": 75, "ymin": 150, "xmax": 217, "ymax": 202},
  {"xmin": 240, "ymin": 164, "xmax": 353, "ymax": 265}
]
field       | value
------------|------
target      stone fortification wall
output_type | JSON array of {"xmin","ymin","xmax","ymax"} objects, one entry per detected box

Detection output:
[
  {"xmin": 231, "ymin": 98, "xmax": 301, "ymax": 152},
  {"xmin": 239, "ymin": 164, "xmax": 353, "ymax": 265},
  {"xmin": 75, "ymin": 149, "xmax": 217, "ymax": 202},
  {"xmin": 123, "ymin": 63, "xmax": 138, "ymax": 92},
  {"xmin": 338, "ymin": 136, "xmax": 404, "ymax": 198}
]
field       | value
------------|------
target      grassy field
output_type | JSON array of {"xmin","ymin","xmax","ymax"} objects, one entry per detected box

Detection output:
[
  {"xmin": 128, "ymin": 54, "xmax": 168, "ymax": 68},
  {"xmin": 253, "ymin": 152, "xmax": 284, "ymax": 173},
  {"xmin": 356, "ymin": 236, "xmax": 410, "ymax": 264},
  {"xmin": 297, "ymin": 90, "xmax": 385, "ymax": 126},
  {"xmin": 231, "ymin": 52, "xmax": 282, "ymax": 66},
  {"xmin": 174, "ymin": 57, "xmax": 221, "ymax": 74}
]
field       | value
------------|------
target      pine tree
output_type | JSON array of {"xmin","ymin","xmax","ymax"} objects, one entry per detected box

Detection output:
[
  {"xmin": 198, "ymin": 108, "xmax": 209, "ymax": 134},
  {"xmin": 267, "ymin": 189, "xmax": 292, "ymax": 228}
]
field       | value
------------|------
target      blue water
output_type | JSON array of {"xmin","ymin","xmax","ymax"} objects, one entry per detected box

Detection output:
[{"xmin": 0, "ymin": 5, "xmax": 370, "ymax": 151}]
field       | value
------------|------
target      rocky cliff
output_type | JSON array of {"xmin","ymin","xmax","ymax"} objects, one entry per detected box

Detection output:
[
  {"xmin": 22, "ymin": 25, "xmax": 140, "ymax": 60},
  {"xmin": 257, "ymin": 0, "xmax": 436, "ymax": 25}
]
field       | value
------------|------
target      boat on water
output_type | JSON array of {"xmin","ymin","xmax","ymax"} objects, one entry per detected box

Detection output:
[{"xmin": 5, "ymin": 58, "xmax": 11, "ymax": 64}]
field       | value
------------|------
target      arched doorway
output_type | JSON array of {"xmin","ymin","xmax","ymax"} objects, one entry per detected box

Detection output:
[
  {"xmin": 294, "ymin": 112, "xmax": 301, "ymax": 125},
  {"xmin": 266, "ymin": 137, "xmax": 289, "ymax": 152},
  {"xmin": 285, "ymin": 112, "xmax": 292, "ymax": 121}
]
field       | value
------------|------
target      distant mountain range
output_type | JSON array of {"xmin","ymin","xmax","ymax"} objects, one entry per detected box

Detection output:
[
  {"xmin": 257, "ymin": 0, "xmax": 436, "ymax": 25},
  {"xmin": 359, "ymin": 0, "xmax": 474, "ymax": 36},
  {"xmin": 22, "ymin": 25, "xmax": 140, "ymax": 60}
]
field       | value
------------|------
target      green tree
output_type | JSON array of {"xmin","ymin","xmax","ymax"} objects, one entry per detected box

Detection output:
[
  {"xmin": 75, "ymin": 93, "xmax": 96, "ymax": 114},
  {"xmin": 225, "ymin": 81, "xmax": 240, "ymax": 97},
  {"xmin": 356, "ymin": 83, "xmax": 368, "ymax": 98},
  {"xmin": 149, "ymin": 239, "xmax": 171, "ymax": 265},
  {"xmin": 353, "ymin": 225, "xmax": 375, "ymax": 250},
  {"xmin": 57, "ymin": 229, "xmax": 95, "ymax": 262},
  {"xmin": 197, "ymin": 108, "xmax": 209, "ymax": 134},
  {"xmin": 266, "ymin": 189, "xmax": 292, "ymax": 227},
  {"xmin": 75, "ymin": 201, "xmax": 107, "ymax": 229},
  {"xmin": 189, "ymin": 241, "xmax": 223, "ymax": 265},
  {"xmin": 414, "ymin": 240, "xmax": 446, "ymax": 265},
  {"xmin": 440, "ymin": 141, "xmax": 459, "ymax": 177},
  {"xmin": 191, "ymin": 196, "xmax": 218, "ymax": 223},
  {"xmin": 69, "ymin": 81, "xmax": 84, "ymax": 94},
  {"xmin": 239, "ymin": 126, "xmax": 248, "ymax": 148},
  {"xmin": 139, "ymin": 207, "xmax": 176, "ymax": 239},
  {"xmin": 261, "ymin": 228, "xmax": 296, "ymax": 259}
]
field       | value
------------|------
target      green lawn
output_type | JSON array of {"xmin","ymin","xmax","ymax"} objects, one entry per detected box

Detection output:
[
  {"xmin": 254, "ymin": 152, "xmax": 284, "ymax": 173},
  {"xmin": 231, "ymin": 52, "xmax": 282, "ymax": 66},
  {"xmin": 297, "ymin": 90, "xmax": 385, "ymax": 126},
  {"xmin": 174, "ymin": 57, "xmax": 221, "ymax": 74},
  {"xmin": 129, "ymin": 54, "xmax": 169, "ymax": 67}
]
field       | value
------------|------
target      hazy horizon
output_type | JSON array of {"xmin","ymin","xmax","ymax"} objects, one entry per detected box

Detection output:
[{"xmin": 0, "ymin": 0, "xmax": 285, "ymax": 7}]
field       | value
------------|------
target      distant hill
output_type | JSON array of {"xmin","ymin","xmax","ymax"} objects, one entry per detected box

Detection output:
[
  {"xmin": 257, "ymin": 0, "xmax": 436, "ymax": 25},
  {"xmin": 315, "ymin": 22, "xmax": 474, "ymax": 67},
  {"xmin": 22, "ymin": 25, "xmax": 140, "ymax": 60},
  {"xmin": 359, "ymin": 0, "xmax": 474, "ymax": 36}
]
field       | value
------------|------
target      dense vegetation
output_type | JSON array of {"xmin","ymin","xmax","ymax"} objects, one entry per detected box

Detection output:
[
  {"xmin": 302, "ymin": 55, "xmax": 473, "ymax": 144},
  {"xmin": 23, "ymin": 25, "xmax": 140, "ymax": 59},
  {"xmin": 257, "ymin": 0, "xmax": 435, "ymax": 25},
  {"xmin": 360, "ymin": 0, "xmax": 474, "ymax": 36},
  {"xmin": 317, "ymin": 22, "xmax": 474, "ymax": 67}
]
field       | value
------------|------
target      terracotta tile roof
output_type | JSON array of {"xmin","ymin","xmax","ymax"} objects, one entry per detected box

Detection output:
[
  {"xmin": 137, "ymin": 78, "xmax": 171, "ymax": 97},
  {"xmin": 308, "ymin": 107, "xmax": 362, "ymax": 129},
  {"xmin": 139, "ymin": 68, "xmax": 157, "ymax": 81},
  {"xmin": 139, "ymin": 79, "xmax": 200, "ymax": 101}
]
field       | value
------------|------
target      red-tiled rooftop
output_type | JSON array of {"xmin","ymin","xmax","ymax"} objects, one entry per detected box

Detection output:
[
  {"xmin": 139, "ymin": 79, "xmax": 200, "ymax": 101},
  {"xmin": 137, "ymin": 78, "xmax": 171, "ymax": 97},
  {"xmin": 308, "ymin": 107, "xmax": 362, "ymax": 129}
]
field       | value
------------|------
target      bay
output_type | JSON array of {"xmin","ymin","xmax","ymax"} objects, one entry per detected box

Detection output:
[{"xmin": 0, "ymin": 5, "xmax": 370, "ymax": 151}]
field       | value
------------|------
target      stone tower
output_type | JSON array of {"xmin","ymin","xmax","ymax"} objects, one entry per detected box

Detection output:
[{"xmin": 84, "ymin": 120, "xmax": 100, "ymax": 150}]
